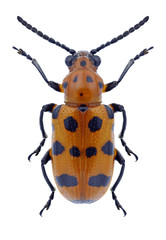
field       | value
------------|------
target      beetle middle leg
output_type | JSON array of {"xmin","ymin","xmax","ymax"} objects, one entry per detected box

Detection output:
[
  {"xmin": 39, "ymin": 149, "xmax": 55, "ymax": 216},
  {"xmin": 111, "ymin": 149, "xmax": 126, "ymax": 216},
  {"xmin": 110, "ymin": 103, "xmax": 138, "ymax": 160},
  {"xmin": 28, "ymin": 103, "xmax": 56, "ymax": 161}
]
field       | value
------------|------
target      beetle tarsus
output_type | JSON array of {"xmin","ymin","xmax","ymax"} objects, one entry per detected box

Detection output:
[
  {"xmin": 28, "ymin": 138, "xmax": 46, "ymax": 161},
  {"xmin": 13, "ymin": 46, "xmax": 19, "ymax": 51},
  {"xmin": 112, "ymin": 192, "xmax": 127, "ymax": 217},
  {"xmin": 39, "ymin": 191, "xmax": 55, "ymax": 216},
  {"xmin": 120, "ymin": 138, "xmax": 138, "ymax": 161}
]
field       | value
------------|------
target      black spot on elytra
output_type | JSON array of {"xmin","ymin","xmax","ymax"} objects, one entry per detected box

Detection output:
[
  {"xmin": 98, "ymin": 81, "xmax": 103, "ymax": 89},
  {"xmin": 52, "ymin": 141, "xmax": 65, "ymax": 156},
  {"xmin": 63, "ymin": 82, "xmax": 68, "ymax": 89},
  {"xmin": 52, "ymin": 105, "xmax": 62, "ymax": 119},
  {"xmin": 80, "ymin": 60, "xmax": 86, "ymax": 67},
  {"xmin": 73, "ymin": 76, "xmax": 78, "ymax": 82},
  {"xmin": 88, "ymin": 116, "xmax": 102, "ymax": 132},
  {"xmin": 86, "ymin": 147, "xmax": 97, "ymax": 158},
  {"xmin": 101, "ymin": 141, "xmax": 114, "ymax": 155},
  {"xmin": 64, "ymin": 116, "xmax": 78, "ymax": 132},
  {"xmin": 87, "ymin": 76, "xmax": 93, "ymax": 82},
  {"xmin": 69, "ymin": 146, "xmax": 80, "ymax": 157},
  {"xmin": 56, "ymin": 174, "xmax": 78, "ymax": 187},
  {"xmin": 88, "ymin": 174, "xmax": 111, "ymax": 187},
  {"xmin": 79, "ymin": 104, "xmax": 88, "ymax": 112},
  {"xmin": 104, "ymin": 105, "xmax": 114, "ymax": 119}
]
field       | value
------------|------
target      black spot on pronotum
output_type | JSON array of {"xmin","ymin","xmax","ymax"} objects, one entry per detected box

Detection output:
[
  {"xmin": 69, "ymin": 146, "xmax": 80, "ymax": 157},
  {"xmin": 73, "ymin": 76, "xmax": 78, "ymax": 82},
  {"xmin": 87, "ymin": 76, "xmax": 93, "ymax": 82},
  {"xmin": 88, "ymin": 116, "xmax": 102, "ymax": 132},
  {"xmin": 63, "ymin": 82, "xmax": 68, "ymax": 89},
  {"xmin": 56, "ymin": 174, "xmax": 78, "ymax": 187},
  {"xmin": 98, "ymin": 81, "xmax": 103, "ymax": 89},
  {"xmin": 64, "ymin": 116, "xmax": 78, "ymax": 132},
  {"xmin": 88, "ymin": 174, "xmax": 111, "ymax": 187},
  {"xmin": 80, "ymin": 60, "xmax": 86, "ymax": 67},
  {"xmin": 52, "ymin": 105, "xmax": 62, "ymax": 119},
  {"xmin": 52, "ymin": 141, "xmax": 65, "ymax": 155},
  {"xmin": 86, "ymin": 147, "xmax": 97, "ymax": 158},
  {"xmin": 101, "ymin": 141, "xmax": 114, "ymax": 155},
  {"xmin": 104, "ymin": 105, "xmax": 114, "ymax": 119},
  {"xmin": 80, "ymin": 93, "xmax": 83, "ymax": 96}
]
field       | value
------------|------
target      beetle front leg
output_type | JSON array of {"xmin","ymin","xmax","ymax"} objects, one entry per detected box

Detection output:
[
  {"xmin": 102, "ymin": 47, "xmax": 153, "ymax": 92},
  {"xmin": 13, "ymin": 47, "xmax": 64, "ymax": 92},
  {"xmin": 28, "ymin": 103, "xmax": 56, "ymax": 161},
  {"xmin": 110, "ymin": 103, "xmax": 138, "ymax": 161}
]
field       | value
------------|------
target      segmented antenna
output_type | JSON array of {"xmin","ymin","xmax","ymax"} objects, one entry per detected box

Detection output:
[
  {"xmin": 90, "ymin": 16, "xmax": 149, "ymax": 55},
  {"xmin": 17, "ymin": 16, "xmax": 76, "ymax": 55}
]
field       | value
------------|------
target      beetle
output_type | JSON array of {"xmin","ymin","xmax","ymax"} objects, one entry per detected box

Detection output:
[{"xmin": 13, "ymin": 16, "xmax": 153, "ymax": 216}]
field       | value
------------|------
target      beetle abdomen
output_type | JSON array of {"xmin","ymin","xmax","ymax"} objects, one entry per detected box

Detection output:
[{"xmin": 51, "ymin": 104, "xmax": 115, "ymax": 203}]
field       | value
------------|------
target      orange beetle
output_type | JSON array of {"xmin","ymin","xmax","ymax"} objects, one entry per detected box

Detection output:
[{"xmin": 14, "ymin": 16, "xmax": 153, "ymax": 216}]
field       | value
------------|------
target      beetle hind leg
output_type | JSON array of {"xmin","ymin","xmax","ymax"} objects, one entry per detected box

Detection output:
[
  {"xmin": 111, "ymin": 149, "xmax": 127, "ymax": 216},
  {"xmin": 39, "ymin": 149, "xmax": 55, "ymax": 216}
]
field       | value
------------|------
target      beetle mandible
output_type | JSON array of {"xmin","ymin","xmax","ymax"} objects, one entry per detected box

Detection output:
[{"xmin": 13, "ymin": 16, "xmax": 153, "ymax": 216}]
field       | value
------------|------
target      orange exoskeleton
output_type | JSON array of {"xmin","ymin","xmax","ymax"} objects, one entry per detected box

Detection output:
[{"xmin": 14, "ymin": 16, "xmax": 153, "ymax": 216}]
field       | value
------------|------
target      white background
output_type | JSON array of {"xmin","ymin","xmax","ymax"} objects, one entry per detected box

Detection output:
[{"xmin": 1, "ymin": 0, "xmax": 166, "ymax": 239}]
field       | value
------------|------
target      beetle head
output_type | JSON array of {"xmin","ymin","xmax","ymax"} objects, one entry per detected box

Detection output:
[
  {"xmin": 65, "ymin": 51, "xmax": 101, "ymax": 70},
  {"xmin": 63, "ymin": 51, "xmax": 103, "ymax": 105}
]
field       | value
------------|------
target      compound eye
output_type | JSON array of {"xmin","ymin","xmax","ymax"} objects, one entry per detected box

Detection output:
[
  {"xmin": 65, "ymin": 55, "xmax": 73, "ymax": 67},
  {"xmin": 65, "ymin": 55, "xmax": 77, "ymax": 67},
  {"xmin": 93, "ymin": 55, "xmax": 101, "ymax": 67}
]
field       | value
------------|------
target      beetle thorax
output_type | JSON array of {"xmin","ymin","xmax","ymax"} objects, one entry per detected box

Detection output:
[{"xmin": 62, "ymin": 51, "xmax": 104, "ymax": 105}]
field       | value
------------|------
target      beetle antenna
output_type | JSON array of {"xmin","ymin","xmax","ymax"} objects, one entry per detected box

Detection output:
[
  {"xmin": 17, "ymin": 16, "xmax": 76, "ymax": 55},
  {"xmin": 90, "ymin": 16, "xmax": 149, "ymax": 55}
]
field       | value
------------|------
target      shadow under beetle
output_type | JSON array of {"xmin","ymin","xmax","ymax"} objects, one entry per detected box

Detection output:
[{"xmin": 13, "ymin": 16, "xmax": 153, "ymax": 216}]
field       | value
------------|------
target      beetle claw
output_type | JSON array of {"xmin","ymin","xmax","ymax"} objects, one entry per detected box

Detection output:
[
  {"xmin": 39, "ymin": 192, "xmax": 55, "ymax": 217},
  {"xmin": 125, "ymin": 145, "xmax": 138, "ymax": 161},
  {"xmin": 117, "ymin": 204, "xmax": 127, "ymax": 217},
  {"xmin": 28, "ymin": 139, "xmax": 46, "ymax": 161},
  {"xmin": 39, "ymin": 205, "xmax": 48, "ymax": 217},
  {"xmin": 28, "ymin": 147, "xmax": 41, "ymax": 161},
  {"xmin": 120, "ymin": 139, "xmax": 138, "ymax": 161},
  {"xmin": 112, "ymin": 192, "xmax": 127, "ymax": 216}
]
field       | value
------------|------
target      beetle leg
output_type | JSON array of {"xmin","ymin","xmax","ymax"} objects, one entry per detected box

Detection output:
[
  {"xmin": 102, "ymin": 47, "xmax": 153, "ymax": 92},
  {"xmin": 110, "ymin": 103, "xmax": 138, "ymax": 161},
  {"xmin": 13, "ymin": 47, "xmax": 63, "ymax": 92},
  {"xmin": 111, "ymin": 149, "xmax": 126, "ymax": 216},
  {"xmin": 39, "ymin": 149, "xmax": 55, "ymax": 216},
  {"xmin": 28, "ymin": 103, "xmax": 56, "ymax": 161}
]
